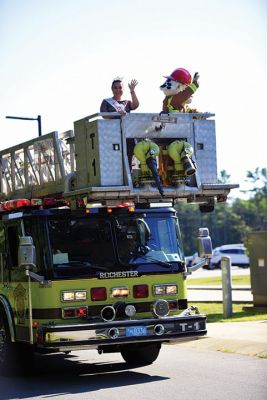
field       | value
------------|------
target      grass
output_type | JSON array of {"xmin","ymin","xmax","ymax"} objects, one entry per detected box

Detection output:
[
  {"xmin": 187, "ymin": 274, "xmax": 250, "ymax": 286},
  {"xmin": 189, "ymin": 302, "xmax": 267, "ymax": 323}
]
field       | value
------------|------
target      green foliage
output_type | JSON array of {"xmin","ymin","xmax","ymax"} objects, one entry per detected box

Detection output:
[
  {"xmin": 218, "ymin": 169, "xmax": 231, "ymax": 184},
  {"xmin": 246, "ymin": 167, "xmax": 267, "ymax": 196},
  {"xmin": 188, "ymin": 302, "xmax": 267, "ymax": 323},
  {"xmin": 187, "ymin": 274, "xmax": 250, "ymax": 286},
  {"xmin": 176, "ymin": 168, "xmax": 267, "ymax": 256},
  {"xmin": 175, "ymin": 201, "xmax": 249, "ymax": 255}
]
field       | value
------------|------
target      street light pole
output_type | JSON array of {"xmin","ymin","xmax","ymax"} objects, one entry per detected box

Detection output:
[
  {"xmin": 37, "ymin": 115, "xmax": 42, "ymax": 137},
  {"xmin": 5, "ymin": 115, "xmax": 42, "ymax": 137}
]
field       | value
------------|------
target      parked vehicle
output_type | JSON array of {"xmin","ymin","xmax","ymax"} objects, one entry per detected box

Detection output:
[{"xmin": 207, "ymin": 244, "xmax": 249, "ymax": 269}]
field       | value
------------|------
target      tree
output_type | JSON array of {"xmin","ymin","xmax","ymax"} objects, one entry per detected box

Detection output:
[
  {"xmin": 175, "ymin": 167, "xmax": 267, "ymax": 256},
  {"xmin": 246, "ymin": 167, "xmax": 267, "ymax": 196},
  {"xmin": 218, "ymin": 169, "xmax": 231, "ymax": 184},
  {"xmin": 175, "ymin": 201, "xmax": 249, "ymax": 255}
]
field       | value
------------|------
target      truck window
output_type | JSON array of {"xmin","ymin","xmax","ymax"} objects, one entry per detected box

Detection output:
[
  {"xmin": 7, "ymin": 225, "xmax": 19, "ymax": 267},
  {"xmin": 23, "ymin": 218, "xmax": 46, "ymax": 275},
  {"xmin": 47, "ymin": 217, "xmax": 116, "ymax": 278}
]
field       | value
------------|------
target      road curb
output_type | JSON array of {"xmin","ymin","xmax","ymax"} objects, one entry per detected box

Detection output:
[
  {"xmin": 174, "ymin": 336, "xmax": 267, "ymax": 358},
  {"xmin": 171, "ymin": 321, "xmax": 267, "ymax": 358}
]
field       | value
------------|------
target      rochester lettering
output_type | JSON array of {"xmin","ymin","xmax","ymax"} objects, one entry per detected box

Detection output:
[{"xmin": 99, "ymin": 271, "xmax": 139, "ymax": 279}]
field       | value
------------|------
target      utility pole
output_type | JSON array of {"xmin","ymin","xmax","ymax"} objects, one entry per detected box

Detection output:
[{"xmin": 6, "ymin": 115, "xmax": 42, "ymax": 137}]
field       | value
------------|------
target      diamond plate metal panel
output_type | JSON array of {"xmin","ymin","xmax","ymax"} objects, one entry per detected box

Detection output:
[
  {"xmin": 122, "ymin": 113, "xmax": 194, "ymax": 141},
  {"xmin": 97, "ymin": 120, "xmax": 124, "ymax": 186},
  {"xmin": 194, "ymin": 119, "xmax": 217, "ymax": 183}
]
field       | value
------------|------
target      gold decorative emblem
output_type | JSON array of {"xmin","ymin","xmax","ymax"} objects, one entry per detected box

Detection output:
[{"xmin": 13, "ymin": 283, "xmax": 27, "ymax": 324}]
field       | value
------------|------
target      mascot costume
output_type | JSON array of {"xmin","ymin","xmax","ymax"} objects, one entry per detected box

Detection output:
[
  {"xmin": 133, "ymin": 68, "xmax": 199, "ymax": 196},
  {"xmin": 160, "ymin": 68, "xmax": 199, "ymax": 113}
]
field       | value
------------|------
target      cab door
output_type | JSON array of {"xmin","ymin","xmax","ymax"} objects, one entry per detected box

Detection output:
[
  {"xmin": 4, "ymin": 221, "xmax": 28, "ymax": 329},
  {"xmin": 0, "ymin": 222, "xmax": 9, "ymax": 289}
]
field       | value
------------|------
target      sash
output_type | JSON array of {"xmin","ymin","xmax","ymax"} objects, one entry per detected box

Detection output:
[{"xmin": 105, "ymin": 98, "xmax": 127, "ymax": 112}]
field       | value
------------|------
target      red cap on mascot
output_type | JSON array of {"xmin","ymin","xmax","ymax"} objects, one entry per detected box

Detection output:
[{"xmin": 165, "ymin": 68, "xmax": 192, "ymax": 85}]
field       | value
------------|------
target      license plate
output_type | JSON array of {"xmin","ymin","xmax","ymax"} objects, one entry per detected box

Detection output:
[{"xmin": 126, "ymin": 326, "xmax": 147, "ymax": 337}]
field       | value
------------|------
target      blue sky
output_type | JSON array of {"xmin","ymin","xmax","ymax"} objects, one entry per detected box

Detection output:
[{"xmin": 1, "ymin": 0, "xmax": 266, "ymax": 198}]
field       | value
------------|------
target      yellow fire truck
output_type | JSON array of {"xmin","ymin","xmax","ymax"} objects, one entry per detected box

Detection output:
[{"xmin": 0, "ymin": 112, "xmax": 237, "ymax": 374}]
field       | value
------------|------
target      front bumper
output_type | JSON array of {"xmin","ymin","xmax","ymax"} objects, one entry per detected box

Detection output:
[{"xmin": 37, "ymin": 314, "xmax": 207, "ymax": 352}]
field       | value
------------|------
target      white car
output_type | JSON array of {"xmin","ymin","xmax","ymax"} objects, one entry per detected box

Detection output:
[{"xmin": 208, "ymin": 244, "xmax": 249, "ymax": 269}]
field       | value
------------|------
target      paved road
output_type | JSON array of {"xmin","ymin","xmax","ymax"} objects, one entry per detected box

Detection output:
[{"xmin": 0, "ymin": 345, "xmax": 266, "ymax": 400}]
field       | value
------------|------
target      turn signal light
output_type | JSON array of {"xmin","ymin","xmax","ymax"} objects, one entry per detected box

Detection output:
[
  {"xmin": 133, "ymin": 284, "xmax": 149, "ymax": 298},
  {"xmin": 63, "ymin": 307, "xmax": 88, "ymax": 319},
  {"xmin": 168, "ymin": 300, "xmax": 178, "ymax": 310},
  {"xmin": 76, "ymin": 307, "xmax": 88, "ymax": 318},
  {"xmin": 91, "ymin": 287, "xmax": 107, "ymax": 301}
]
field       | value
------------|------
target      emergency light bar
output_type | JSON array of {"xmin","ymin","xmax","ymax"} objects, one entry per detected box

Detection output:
[
  {"xmin": 0, "ymin": 197, "xmax": 136, "ymax": 215},
  {"xmin": 0, "ymin": 199, "xmax": 31, "ymax": 212},
  {"xmin": 0, "ymin": 197, "xmax": 68, "ymax": 213}
]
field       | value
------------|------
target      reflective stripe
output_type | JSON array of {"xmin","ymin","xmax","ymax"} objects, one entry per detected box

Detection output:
[
  {"xmin": 188, "ymin": 83, "xmax": 198, "ymax": 93},
  {"xmin": 167, "ymin": 97, "xmax": 180, "ymax": 113}
]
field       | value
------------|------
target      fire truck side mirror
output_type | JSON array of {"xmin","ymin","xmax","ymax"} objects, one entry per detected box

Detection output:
[
  {"xmin": 197, "ymin": 228, "xmax": 212, "ymax": 258},
  {"xmin": 136, "ymin": 218, "xmax": 151, "ymax": 242},
  {"xmin": 18, "ymin": 236, "xmax": 36, "ymax": 270}
]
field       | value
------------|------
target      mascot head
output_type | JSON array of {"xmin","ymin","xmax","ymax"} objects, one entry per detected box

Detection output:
[{"xmin": 160, "ymin": 68, "xmax": 192, "ymax": 97}]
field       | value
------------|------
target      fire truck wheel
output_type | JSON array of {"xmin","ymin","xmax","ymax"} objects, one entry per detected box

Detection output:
[
  {"xmin": 0, "ymin": 310, "xmax": 34, "ymax": 376},
  {"xmin": 120, "ymin": 343, "xmax": 161, "ymax": 366},
  {"xmin": 0, "ymin": 310, "xmax": 17, "ymax": 376}
]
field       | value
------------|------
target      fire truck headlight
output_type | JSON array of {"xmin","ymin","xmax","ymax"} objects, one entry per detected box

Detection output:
[
  {"xmin": 111, "ymin": 286, "xmax": 129, "ymax": 298},
  {"xmin": 75, "ymin": 291, "xmax": 87, "ymax": 301},
  {"xmin": 61, "ymin": 290, "xmax": 87, "ymax": 302},
  {"xmin": 153, "ymin": 284, "xmax": 177, "ymax": 296},
  {"xmin": 166, "ymin": 285, "xmax": 177, "ymax": 295}
]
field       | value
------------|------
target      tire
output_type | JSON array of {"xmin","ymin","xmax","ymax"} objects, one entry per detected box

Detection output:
[
  {"xmin": 0, "ymin": 310, "xmax": 17, "ymax": 376},
  {"xmin": 207, "ymin": 262, "xmax": 218, "ymax": 270},
  {"xmin": 0, "ymin": 310, "xmax": 34, "ymax": 376},
  {"xmin": 121, "ymin": 343, "xmax": 161, "ymax": 366}
]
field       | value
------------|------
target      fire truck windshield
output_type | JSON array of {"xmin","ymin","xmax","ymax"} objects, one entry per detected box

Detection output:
[
  {"xmin": 47, "ymin": 214, "xmax": 184, "ymax": 278},
  {"xmin": 115, "ymin": 216, "xmax": 184, "ymax": 266}
]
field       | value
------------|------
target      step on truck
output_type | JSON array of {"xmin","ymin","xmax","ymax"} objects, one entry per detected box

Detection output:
[{"xmin": 0, "ymin": 112, "xmax": 237, "ymax": 374}]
